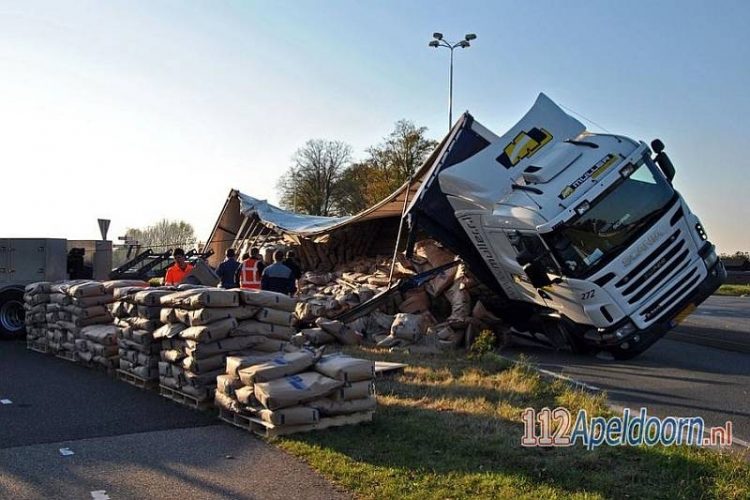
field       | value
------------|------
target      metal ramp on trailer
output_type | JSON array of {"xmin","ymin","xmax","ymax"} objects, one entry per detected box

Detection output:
[{"xmin": 110, "ymin": 249, "xmax": 214, "ymax": 280}]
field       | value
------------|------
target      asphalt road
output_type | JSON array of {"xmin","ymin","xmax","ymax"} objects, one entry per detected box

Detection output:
[
  {"xmin": 0, "ymin": 341, "xmax": 349, "ymax": 500},
  {"xmin": 0, "ymin": 296, "xmax": 746, "ymax": 496},
  {"xmin": 667, "ymin": 295, "xmax": 750, "ymax": 352},
  {"xmin": 505, "ymin": 295, "xmax": 750, "ymax": 447}
]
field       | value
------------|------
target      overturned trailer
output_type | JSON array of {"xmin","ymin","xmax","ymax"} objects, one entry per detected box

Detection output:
[
  {"xmin": 204, "ymin": 94, "xmax": 724, "ymax": 359},
  {"xmin": 202, "ymin": 132, "xmax": 454, "ymax": 272}
]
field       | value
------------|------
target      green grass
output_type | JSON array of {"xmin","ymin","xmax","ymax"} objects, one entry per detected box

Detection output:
[
  {"xmin": 276, "ymin": 348, "xmax": 750, "ymax": 499},
  {"xmin": 715, "ymin": 284, "xmax": 750, "ymax": 296}
]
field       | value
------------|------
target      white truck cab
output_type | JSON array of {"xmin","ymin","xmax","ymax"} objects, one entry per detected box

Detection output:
[{"xmin": 408, "ymin": 93, "xmax": 725, "ymax": 358}]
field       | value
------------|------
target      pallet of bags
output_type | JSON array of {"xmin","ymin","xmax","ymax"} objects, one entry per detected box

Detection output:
[
  {"xmin": 156, "ymin": 288, "xmax": 292, "ymax": 409},
  {"xmin": 233, "ymin": 289, "xmax": 299, "ymax": 347},
  {"xmin": 61, "ymin": 281, "xmax": 116, "ymax": 367},
  {"xmin": 216, "ymin": 350, "xmax": 376, "ymax": 437},
  {"xmin": 46, "ymin": 280, "xmax": 89, "ymax": 359},
  {"xmin": 75, "ymin": 324, "xmax": 119, "ymax": 372},
  {"xmin": 114, "ymin": 286, "xmax": 169, "ymax": 389},
  {"xmin": 24, "ymin": 282, "xmax": 51, "ymax": 352}
]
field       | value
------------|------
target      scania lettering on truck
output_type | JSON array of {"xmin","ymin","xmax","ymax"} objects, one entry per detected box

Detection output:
[{"xmin": 407, "ymin": 93, "xmax": 725, "ymax": 359}]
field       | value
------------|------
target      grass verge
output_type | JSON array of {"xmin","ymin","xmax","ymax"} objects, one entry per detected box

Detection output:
[
  {"xmin": 277, "ymin": 348, "xmax": 750, "ymax": 499},
  {"xmin": 715, "ymin": 284, "xmax": 750, "ymax": 296}
]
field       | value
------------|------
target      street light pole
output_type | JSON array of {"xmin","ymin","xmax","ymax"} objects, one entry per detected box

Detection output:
[
  {"xmin": 448, "ymin": 48, "xmax": 454, "ymax": 129},
  {"xmin": 429, "ymin": 32, "xmax": 477, "ymax": 130}
]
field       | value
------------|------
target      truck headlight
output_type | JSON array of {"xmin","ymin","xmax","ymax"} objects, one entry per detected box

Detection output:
[
  {"xmin": 698, "ymin": 243, "xmax": 718, "ymax": 269},
  {"xmin": 614, "ymin": 321, "xmax": 636, "ymax": 339},
  {"xmin": 606, "ymin": 321, "xmax": 637, "ymax": 339},
  {"xmin": 702, "ymin": 248, "xmax": 718, "ymax": 269}
]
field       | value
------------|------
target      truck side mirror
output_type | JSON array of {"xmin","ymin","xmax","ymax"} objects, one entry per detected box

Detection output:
[
  {"xmin": 651, "ymin": 139, "xmax": 676, "ymax": 182},
  {"xmin": 523, "ymin": 261, "xmax": 553, "ymax": 289}
]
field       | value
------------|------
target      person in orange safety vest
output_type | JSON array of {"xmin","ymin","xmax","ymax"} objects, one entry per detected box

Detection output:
[
  {"xmin": 237, "ymin": 247, "xmax": 264, "ymax": 289},
  {"xmin": 164, "ymin": 248, "xmax": 194, "ymax": 285}
]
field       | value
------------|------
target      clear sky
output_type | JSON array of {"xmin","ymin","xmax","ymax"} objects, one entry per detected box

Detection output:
[{"xmin": 1, "ymin": 1, "xmax": 748, "ymax": 252}]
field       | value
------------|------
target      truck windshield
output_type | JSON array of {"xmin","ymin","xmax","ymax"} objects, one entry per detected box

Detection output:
[{"xmin": 543, "ymin": 156, "xmax": 674, "ymax": 278}]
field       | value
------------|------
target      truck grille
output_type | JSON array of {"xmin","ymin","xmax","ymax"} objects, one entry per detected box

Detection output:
[
  {"xmin": 614, "ymin": 229, "xmax": 690, "ymax": 304},
  {"xmin": 589, "ymin": 202, "xmax": 707, "ymax": 329},
  {"xmin": 639, "ymin": 265, "xmax": 701, "ymax": 322},
  {"xmin": 607, "ymin": 219, "xmax": 705, "ymax": 328}
]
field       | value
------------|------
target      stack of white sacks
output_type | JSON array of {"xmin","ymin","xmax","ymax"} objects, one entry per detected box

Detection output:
[
  {"xmin": 71, "ymin": 281, "xmax": 141, "ymax": 369},
  {"xmin": 45, "ymin": 280, "xmax": 86, "ymax": 354},
  {"xmin": 24, "ymin": 282, "xmax": 51, "ymax": 348},
  {"xmin": 215, "ymin": 350, "xmax": 376, "ymax": 431},
  {"xmin": 155, "ymin": 288, "xmax": 299, "ymax": 403},
  {"xmin": 114, "ymin": 285, "xmax": 173, "ymax": 381},
  {"xmin": 44, "ymin": 281, "xmax": 114, "ymax": 361}
]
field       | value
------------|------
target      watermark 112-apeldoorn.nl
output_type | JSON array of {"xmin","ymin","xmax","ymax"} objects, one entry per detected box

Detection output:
[{"xmin": 521, "ymin": 407, "xmax": 733, "ymax": 450}]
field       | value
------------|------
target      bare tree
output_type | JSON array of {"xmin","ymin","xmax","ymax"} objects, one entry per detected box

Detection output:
[
  {"xmin": 125, "ymin": 219, "xmax": 197, "ymax": 251},
  {"xmin": 278, "ymin": 139, "xmax": 352, "ymax": 216}
]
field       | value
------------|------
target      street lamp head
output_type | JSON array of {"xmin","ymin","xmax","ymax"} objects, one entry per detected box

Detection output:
[
  {"xmin": 428, "ymin": 40, "xmax": 440, "ymax": 48},
  {"xmin": 465, "ymin": 33, "xmax": 477, "ymax": 41},
  {"xmin": 432, "ymin": 32, "xmax": 443, "ymax": 40},
  {"xmin": 458, "ymin": 40, "xmax": 470, "ymax": 48}
]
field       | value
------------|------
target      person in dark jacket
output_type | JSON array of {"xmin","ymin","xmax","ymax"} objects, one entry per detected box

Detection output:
[
  {"xmin": 283, "ymin": 250, "xmax": 302, "ymax": 295},
  {"xmin": 261, "ymin": 250, "xmax": 295, "ymax": 296},
  {"xmin": 215, "ymin": 248, "xmax": 241, "ymax": 288}
]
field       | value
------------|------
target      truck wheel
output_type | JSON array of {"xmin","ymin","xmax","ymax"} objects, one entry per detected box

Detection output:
[
  {"xmin": 568, "ymin": 334, "xmax": 598, "ymax": 356},
  {"xmin": 556, "ymin": 321, "xmax": 598, "ymax": 355},
  {"xmin": 0, "ymin": 289, "xmax": 25, "ymax": 339}
]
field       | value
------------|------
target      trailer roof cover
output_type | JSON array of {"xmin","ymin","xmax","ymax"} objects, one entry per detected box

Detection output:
[{"xmin": 236, "ymin": 194, "xmax": 350, "ymax": 234}]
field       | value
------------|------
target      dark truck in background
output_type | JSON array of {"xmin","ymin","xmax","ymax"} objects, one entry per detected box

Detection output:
[{"xmin": 0, "ymin": 238, "xmax": 112, "ymax": 338}]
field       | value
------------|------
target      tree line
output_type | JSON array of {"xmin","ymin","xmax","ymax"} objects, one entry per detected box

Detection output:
[
  {"xmin": 276, "ymin": 120, "xmax": 438, "ymax": 216},
  {"xmin": 125, "ymin": 219, "xmax": 197, "ymax": 250}
]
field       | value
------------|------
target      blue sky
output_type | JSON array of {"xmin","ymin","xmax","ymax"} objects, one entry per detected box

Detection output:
[{"xmin": 1, "ymin": 1, "xmax": 748, "ymax": 252}]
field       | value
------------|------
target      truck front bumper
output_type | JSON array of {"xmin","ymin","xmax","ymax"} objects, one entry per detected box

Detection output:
[{"xmin": 584, "ymin": 259, "xmax": 726, "ymax": 356}]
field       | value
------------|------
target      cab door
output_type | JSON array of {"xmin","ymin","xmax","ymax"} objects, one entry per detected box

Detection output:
[
  {"xmin": 502, "ymin": 230, "xmax": 591, "ymax": 325},
  {"xmin": 501, "ymin": 230, "xmax": 552, "ymax": 305}
]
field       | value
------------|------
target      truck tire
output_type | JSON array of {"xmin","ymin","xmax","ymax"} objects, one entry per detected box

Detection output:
[{"xmin": 0, "ymin": 288, "xmax": 26, "ymax": 339}]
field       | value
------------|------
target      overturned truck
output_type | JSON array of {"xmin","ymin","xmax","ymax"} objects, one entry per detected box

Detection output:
[{"xmin": 205, "ymin": 94, "xmax": 725, "ymax": 359}]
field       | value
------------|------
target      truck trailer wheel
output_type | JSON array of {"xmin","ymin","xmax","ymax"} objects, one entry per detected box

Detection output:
[{"xmin": 0, "ymin": 289, "xmax": 25, "ymax": 339}]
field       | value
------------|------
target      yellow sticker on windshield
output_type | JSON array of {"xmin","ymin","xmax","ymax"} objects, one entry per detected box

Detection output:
[
  {"xmin": 558, "ymin": 153, "xmax": 622, "ymax": 200},
  {"xmin": 591, "ymin": 154, "xmax": 620, "ymax": 180}
]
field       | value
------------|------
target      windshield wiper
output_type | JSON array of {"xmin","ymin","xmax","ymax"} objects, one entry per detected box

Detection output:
[
  {"xmin": 565, "ymin": 139, "xmax": 599, "ymax": 149},
  {"xmin": 511, "ymin": 184, "xmax": 543, "ymax": 195}
]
